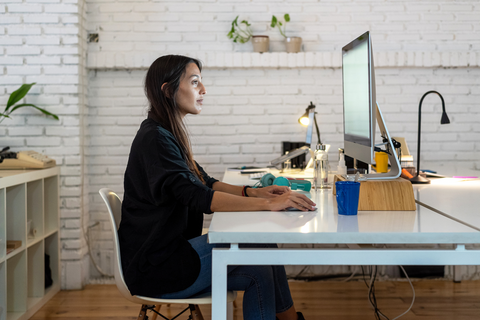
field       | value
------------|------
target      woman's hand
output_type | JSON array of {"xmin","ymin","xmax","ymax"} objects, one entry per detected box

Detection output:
[
  {"xmin": 248, "ymin": 185, "xmax": 289, "ymax": 198},
  {"xmin": 266, "ymin": 190, "xmax": 316, "ymax": 212}
]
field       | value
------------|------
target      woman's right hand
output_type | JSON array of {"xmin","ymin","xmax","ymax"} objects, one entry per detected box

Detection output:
[{"xmin": 266, "ymin": 190, "xmax": 316, "ymax": 212}]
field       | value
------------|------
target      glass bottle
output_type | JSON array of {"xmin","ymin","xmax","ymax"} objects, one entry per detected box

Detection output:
[
  {"xmin": 283, "ymin": 151, "xmax": 292, "ymax": 172},
  {"xmin": 314, "ymin": 144, "xmax": 329, "ymax": 189}
]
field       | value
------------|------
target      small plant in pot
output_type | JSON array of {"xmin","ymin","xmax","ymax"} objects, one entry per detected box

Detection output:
[
  {"xmin": 227, "ymin": 16, "xmax": 269, "ymax": 53},
  {"xmin": 271, "ymin": 14, "xmax": 302, "ymax": 53}
]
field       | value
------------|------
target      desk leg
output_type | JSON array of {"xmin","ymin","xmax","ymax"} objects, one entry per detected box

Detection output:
[
  {"xmin": 212, "ymin": 248, "xmax": 228, "ymax": 320},
  {"xmin": 453, "ymin": 265, "xmax": 464, "ymax": 283}
]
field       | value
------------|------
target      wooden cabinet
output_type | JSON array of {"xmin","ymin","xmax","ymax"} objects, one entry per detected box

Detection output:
[{"xmin": 0, "ymin": 167, "xmax": 60, "ymax": 320}]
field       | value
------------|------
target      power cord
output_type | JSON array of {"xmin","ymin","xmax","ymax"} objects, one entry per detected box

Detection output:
[
  {"xmin": 392, "ymin": 266, "xmax": 415, "ymax": 320},
  {"xmin": 364, "ymin": 265, "xmax": 390, "ymax": 320},
  {"xmin": 85, "ymin": 221, "xmax": 113, "ymax": 277},
  {"xmin": 362, "ymin": 265, "xmax": 416, "ymax": 320},
  {"xmin": 341, "ymin": 265, "xmax": 358, "ymax": 282}
]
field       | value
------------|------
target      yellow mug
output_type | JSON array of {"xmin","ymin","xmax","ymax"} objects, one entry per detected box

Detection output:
[{"xmin": 375, "ymin": 152, "xmax": 389, "ymax": 173}]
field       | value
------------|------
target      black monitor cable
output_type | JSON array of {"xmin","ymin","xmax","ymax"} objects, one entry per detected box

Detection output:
[{"xmin": 362, "ymin": 265, "xmax": 416, "ymax": 320}]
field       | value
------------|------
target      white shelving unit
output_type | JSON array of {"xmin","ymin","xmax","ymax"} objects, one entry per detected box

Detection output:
[{"xmin": 0, "ymin": 167, "xmax": 60, "ymax": 320}]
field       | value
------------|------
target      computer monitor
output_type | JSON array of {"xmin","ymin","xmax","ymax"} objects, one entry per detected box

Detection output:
[
  {"xmin": 342, "ymin": 31, "xmax": 376, "ymax": 165},
  {"xmin": 341, "ymin": 31, "xmax": 401, "ymax": 180}
]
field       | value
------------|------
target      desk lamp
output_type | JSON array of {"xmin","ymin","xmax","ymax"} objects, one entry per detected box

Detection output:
[
  {"xmin": 410, "ymin": 90, "xmax": 450, "ymax": 184},
  {"xmin": 298, "ymin": 101, "xmax": 321, "ymax": 144}
]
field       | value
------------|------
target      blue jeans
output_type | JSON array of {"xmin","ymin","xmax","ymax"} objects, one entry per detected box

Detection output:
[{"xmin": 156, "ymin": 234, "xmax": 294, "ymax": 320}]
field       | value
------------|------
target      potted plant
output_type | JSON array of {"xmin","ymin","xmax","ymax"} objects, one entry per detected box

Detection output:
[
  {"xmin": 1, "ymin": 83, "xmax": 59, "ymax": 124},
  {"xmin": 271, "ymin": 14, "xmax": 302, "ymax": 53},
  {"xmin": 227, "ymin": 16, "xmax": 269, "ymax": 53}
]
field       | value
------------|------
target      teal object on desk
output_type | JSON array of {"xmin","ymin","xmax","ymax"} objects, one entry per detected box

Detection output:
[
  {"xmin": 290, "ymin": 180, "xmax": 311, "ymax": 192},
  {"xmin": 258, "ymin": 174, "xmax": 311, "ymax": 192},
  {"xmin": 259, "ymin": 173, "xmax": 276, "ymax": 187},
  {"xmin": 273, "ymin": 176, "xmax": 290, "ymax": 186}
]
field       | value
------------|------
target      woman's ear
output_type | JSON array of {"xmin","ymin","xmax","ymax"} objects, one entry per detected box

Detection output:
[{"xmin": 161, "ymin": 83, "xmax": 170, "ymax": 98}]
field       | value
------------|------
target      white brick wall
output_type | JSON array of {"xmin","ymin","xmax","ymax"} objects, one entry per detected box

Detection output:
[
  {"xmin": 2, "ymin": 0, "xmax": 480, "ymax": 287},
  {"xmin": 85, "ymin": 67, "xmax": 480, "ymax": 181},
  {"xmin": 0, "ymin": 0, "xmax": 89, "ymax": 289},
  {"xmin": 86, "ymin": 0, "xmax": 480, "ymax": 56}
]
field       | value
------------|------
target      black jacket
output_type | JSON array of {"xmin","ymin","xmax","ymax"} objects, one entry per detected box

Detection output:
[{"xmin": 119, "ymin": 118, "xmax": 217, "ymax": 296}]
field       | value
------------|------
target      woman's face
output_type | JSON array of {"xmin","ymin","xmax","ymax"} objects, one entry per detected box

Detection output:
[{"xmin": 175, "ymin": 63, "xmax": 206, "ymax": 118}]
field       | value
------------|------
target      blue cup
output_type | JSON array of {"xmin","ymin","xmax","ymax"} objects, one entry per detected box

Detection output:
[{"xmin": 335, "ymin": 181, "xmax": 360, "ymax": 215}]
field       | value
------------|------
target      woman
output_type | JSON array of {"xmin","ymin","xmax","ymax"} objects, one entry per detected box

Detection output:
[{"xmin": 119, "ymin": 55, "xmax": 315, "ymax": 320}]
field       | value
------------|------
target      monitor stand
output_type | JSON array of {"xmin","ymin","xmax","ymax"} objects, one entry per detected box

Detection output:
[
  {"xmin": 335, "ymin": 103, "xmax": 414, "ymax": 210},
  {"xmin": 363, "ymin": 103, "xmax": 401, "ymax": 180}
]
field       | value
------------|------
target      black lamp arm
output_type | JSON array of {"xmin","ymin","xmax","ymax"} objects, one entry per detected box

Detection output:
[
  {"xmin": 313, "ymin": 113, "xmax": 321, "ymax": 145},
  {"xmin": 415, "ymin": 90, "xmax": 446, "ymax": 178}
]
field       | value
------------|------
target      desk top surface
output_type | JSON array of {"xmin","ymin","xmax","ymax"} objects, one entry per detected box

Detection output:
[
  {"xmin": 208, "ymin": 168, "xmax": 480, "ymax": 244},
  {"xmin": 414, "ymin": 178, "xmax": 480, "ymax": 230}
]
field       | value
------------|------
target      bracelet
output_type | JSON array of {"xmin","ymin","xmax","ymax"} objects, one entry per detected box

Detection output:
[{"xmin": 242, "ymin": 185, "xmax": 251, "ymax": 197}]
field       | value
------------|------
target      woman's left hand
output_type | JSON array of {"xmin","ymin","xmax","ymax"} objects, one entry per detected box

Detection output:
[{"xmin": 248, "ymin": 185, "xmax": 290, "ymax": 198}]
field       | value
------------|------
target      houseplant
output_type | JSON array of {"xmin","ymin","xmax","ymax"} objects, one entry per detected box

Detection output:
[
  {"xmin": 227, "ymin": 16, "xmax": 269, "ymax": 53},
  {"xmin": 1, "ymin": 83, "xmax": 59, "ymax": 124},
  {"xmin": 271, "ymin": 14, "xmax": 302, "ymax": 53}
]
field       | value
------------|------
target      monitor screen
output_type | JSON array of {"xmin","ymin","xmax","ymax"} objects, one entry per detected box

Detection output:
[
  {"xmin": 342, "ymin": 31, "xmax": 376, "ymax": 164},
  {"xmin": 343, "ymin": 39, "xmax": 370, "ymax": 143}
]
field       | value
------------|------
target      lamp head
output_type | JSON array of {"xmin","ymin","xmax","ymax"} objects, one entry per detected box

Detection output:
[
  {"xmin": 298, "ymin": 113, "xmax": 310, "ymax": 126},
  {"xmin": 441, "ymin": 112, "xmax": 450, "ymax": 125},
  {"xmin": 298, "ymin": 101, "xmax": 316, "ymax": 127}
]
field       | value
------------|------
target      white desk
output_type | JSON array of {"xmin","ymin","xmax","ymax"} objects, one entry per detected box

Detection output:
[
  {"xmin": 209, "ymin": 169, "xmax": 480, "ymax": 319},
  {"xmin": 414, "ymin": 164, "xmax": 480, "ymax": 230},
  {"xmin": 414, "ymin": 179, "xmax": 480, "ymax": 230}
]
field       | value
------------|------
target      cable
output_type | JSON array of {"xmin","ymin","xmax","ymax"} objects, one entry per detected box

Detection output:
[
  {"xmin": 363, "ymin": 266, "xmax": 389, "ymax": 320},
  {"xmin": 362, "ymin": 265, "xmax": 416, "ymax": 320},
  {"xmin": 341, "ymin": 266, "xmax": 358, "ymax": 282},
  {"xmin": 391, "ymin": 266, "xmax": 416, "ymax": 320},
  {"xmin": 85, "ymin": 222, "xmax": 113, "ymax": 277},
  {"xmin": 369, "ymin": 266, "xmax": 390, "ymax": 320}
]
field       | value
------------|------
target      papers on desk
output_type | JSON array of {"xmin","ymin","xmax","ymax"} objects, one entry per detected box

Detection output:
[
  {"xmin": 228, "ymin": 166, "xmax": 269, "ymax": 171},
  {"xmin": 249, "ymin": 172, "xmax": 268, "ymax": 179}
]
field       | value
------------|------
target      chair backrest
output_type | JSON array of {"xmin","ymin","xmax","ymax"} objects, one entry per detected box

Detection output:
[{"xmin": 99, "ymin": 188, "xmax": 143, "ymax": 304}]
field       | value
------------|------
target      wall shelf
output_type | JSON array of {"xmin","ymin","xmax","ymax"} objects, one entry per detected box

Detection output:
[
  {"xmin": 0, "ymin": 167, "xmax": 60, "ymax": 320},
  {"xmin": 86, "ymin": 51, "xmax": 480, "ymax": 70}
]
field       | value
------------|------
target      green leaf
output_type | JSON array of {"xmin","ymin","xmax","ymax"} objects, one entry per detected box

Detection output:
[
  {"xmin": 6, "ymin": 83, "xmax": 36, "ymax": 111},
  {"xmin": 8, "ymin": 104, "xmax": 59, "ymax": 120},
  {"xmin": 284, "ymin": 14, "xmax": 290, "ymax": 22},
  {"xmin": 271, "ymin": 15, "xmax": 277, "ymax": 28},
  {"xmin": 232, "ymin": 15, "xmax": 239, "ymax": 26},
  {"xmin": 279, "ymin": 21, "xmax": 283, "ymax": 26},
  {"xmin": 0, "ymin": 113, "xmax": 10, "ymax": 118}
]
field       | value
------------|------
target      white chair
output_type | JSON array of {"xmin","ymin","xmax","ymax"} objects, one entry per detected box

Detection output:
[{"xmin": 99, "ymin": 188, "xmax": 236, "ymax": 320}]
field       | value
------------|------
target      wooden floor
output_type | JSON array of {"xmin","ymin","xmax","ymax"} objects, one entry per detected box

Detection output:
[{"xmin": 30, "ymin": 280, "xmax": 480, "ymax": 320}]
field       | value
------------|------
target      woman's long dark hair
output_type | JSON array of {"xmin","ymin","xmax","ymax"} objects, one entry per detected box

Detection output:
[{"xmin": 145, "ymin": 55, "xmax": 204, "ymax": 183}]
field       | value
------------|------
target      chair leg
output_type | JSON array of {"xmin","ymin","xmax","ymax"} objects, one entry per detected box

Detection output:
[
  {"xmin": 138, "ymin": 304, "xmax": 150, "ymax": 320},
  {"xmin": 150, "ymin": 305, "xmax": 161, "ymax": 320},
  {"xmin": 189, "ymin": 304, "xmax": 204, "ymax": 320}
]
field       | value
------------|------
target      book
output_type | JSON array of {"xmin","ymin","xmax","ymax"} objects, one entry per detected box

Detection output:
[{"xmin": 6, "ymin": 240, "xmax": 21, "ymax": 254}]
